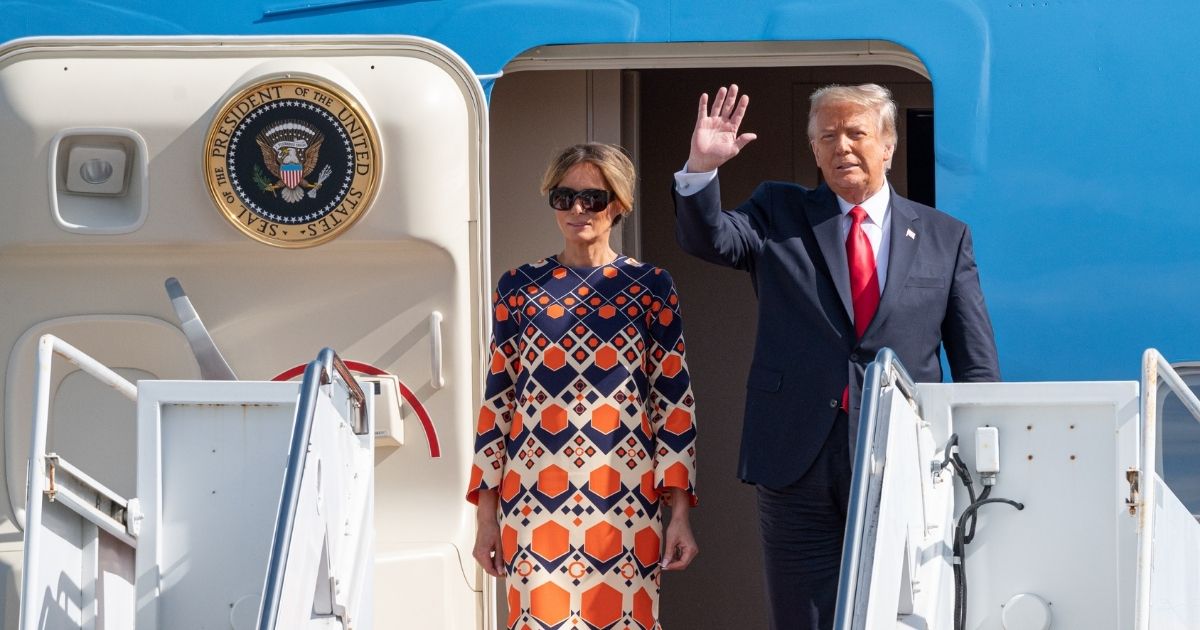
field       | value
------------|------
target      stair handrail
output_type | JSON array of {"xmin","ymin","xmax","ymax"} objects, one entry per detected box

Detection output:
[
  {"xmin": 257, "ymin": 347, "xmax": 363, "ymax": 630},
  {"xmin": 1134, "ymin": 349, "xmax": 1200, "ymax": 630},
  {"xmin": 10, "ymin": 334, "xmax": 137, "ymax": 530},
  {"xmin": 18, "ymin": 334, "xmax": 137, "ymax": 630},
  {"xmin": 833, "ymin": 347, "xmax": 919, "ymax": 630}
]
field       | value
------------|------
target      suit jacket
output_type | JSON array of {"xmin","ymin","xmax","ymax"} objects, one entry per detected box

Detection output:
[{"xmin": 674, "ymin": 177, "xmax": 1000, "ymax": 488}]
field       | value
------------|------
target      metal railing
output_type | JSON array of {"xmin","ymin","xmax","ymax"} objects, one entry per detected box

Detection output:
[
  {"xmin": 257, "ymin": 347, "xmax": 364, "ymax": 630},
  {"xmin": 9, "ymin": 334, "xmax": 137, "ymax": 530},
  {"xmin": 1134, "ymin": 349, "xmax": 1200, "ymax": 630},
  {"xmin": 18, "ymin": 334, "xmax": 139, "ymax": 630},
  {"xmin": 833, "ymin": 348, "xmax": 919, "ymax": 630}
]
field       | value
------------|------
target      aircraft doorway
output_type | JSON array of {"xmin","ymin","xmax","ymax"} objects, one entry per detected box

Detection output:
[
  {"xmin": 489, "ymin": 51, "xmax": 932, "ymax": 630},
  {"xmin": 633, "ymin": 64, "xmax": 932, "ymax": 630}
]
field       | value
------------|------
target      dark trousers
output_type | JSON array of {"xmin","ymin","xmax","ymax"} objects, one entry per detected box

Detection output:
[{"xmin": 756, "ymin": 411, "xmax": 852, "ymax": 630}]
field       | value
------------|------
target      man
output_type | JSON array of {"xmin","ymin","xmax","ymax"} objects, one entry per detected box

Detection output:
[{"xmin": 673, "ymin": 83, "xmax": 1000, "ymax": 629}]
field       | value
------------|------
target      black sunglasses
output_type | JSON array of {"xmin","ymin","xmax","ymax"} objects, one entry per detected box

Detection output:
[{"xmin": 548, "ymin": 187, "xmax": 611, "ymax": 213}]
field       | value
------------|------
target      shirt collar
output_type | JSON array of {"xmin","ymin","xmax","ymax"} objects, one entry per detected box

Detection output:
[{"xmin": 835, "ymin": 182, "xmax": 890, "ymax": 226}]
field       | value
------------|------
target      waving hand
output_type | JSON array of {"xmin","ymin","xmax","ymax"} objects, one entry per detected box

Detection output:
[{"xmin": 687, "ymin": 84, "xmax": 757, "ymax": 173}]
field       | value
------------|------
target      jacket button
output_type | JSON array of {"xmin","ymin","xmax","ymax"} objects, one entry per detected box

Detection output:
[
  {"xmin": 830, "ymin": 399, "xmax": 839, "ymax": 408},
  {"xmin": 850, "ymin": 353, "xmax": 859, "ymax": 362}
]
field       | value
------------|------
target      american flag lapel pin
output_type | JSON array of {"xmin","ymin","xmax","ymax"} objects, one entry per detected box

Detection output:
[{"xmin": 906, "ymin": 228, "xmax": 916, "ymax": 240}]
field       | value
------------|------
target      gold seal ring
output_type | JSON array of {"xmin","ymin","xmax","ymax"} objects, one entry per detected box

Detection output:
[{"xmin": 203, "ymin": 74, "xmax": 381, "ymax": 248}]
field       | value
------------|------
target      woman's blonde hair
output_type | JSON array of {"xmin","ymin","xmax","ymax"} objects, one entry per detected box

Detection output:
[{"xmin": 540, "ymin": 143, "xmax": 636, "ymax": 224}]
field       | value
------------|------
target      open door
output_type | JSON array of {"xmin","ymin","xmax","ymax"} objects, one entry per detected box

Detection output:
[{"xmin": 0, "ymin": 37, "xmax": 491, "ymax": 629}]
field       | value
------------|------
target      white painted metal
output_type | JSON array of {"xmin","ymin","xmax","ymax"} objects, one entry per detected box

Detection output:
[
  {"xmin": 1136, "ymin": 350, "xmax": 1200, "ymax": 630},
  {"xmin": 923, "ymin": 381, "xmax": 1142, "ymax": 629},
  {"xmin": 429, "ymin": 311, "xmax": 445, "ymax": 390},
  {"xmin": 133, "ymin": 380, "xmax": 299, "ymax": 629},
  {"xmin": 841, "ymin": 353, "xmax": 1196, "ymax": 630},
  {"xmin": 266, "ymin": 382, "xmax": 374, "ymax": 628},
  {"xmin": 837, "ymin": 350, "xmax": 917, "ymax": 629},
  {"xmin": 21, "ymin": 340, "xmax": 384, "ymax": 630},
  {"xmin": 1000, "ymin": 593, "xmax": 1051, "ymax": 630},
  {"xmin": 1147, "ymin": 473, "xmax": 1200, "ymax": 629},
  {"xmin": 5, "ymin": 315, "xmax": 197, "ymax": 526},
  {"xmin": 41, "ymin": 456, "xmax": 135, "ymax": 548},
  {"xmin": 975, "ymin": 427, "xmax": 1000, "ymax": 476},
  {"xmin": 46, "ymin": 127, "xmax": 149, "ymax": 235},
  {"xmin": 19, "ymin": 335, "xmax": 139, "ymax": 630},
  {"xmin": 861, "ymin": 388, "xmax": 954, "ymax": 629},
  {"xmin": 0, "ymin": 36, "xmax": 489, "ymax": 629},
  {"xmin": 365, "ymin": 375, "xmax": 404, "ymax": 447}
]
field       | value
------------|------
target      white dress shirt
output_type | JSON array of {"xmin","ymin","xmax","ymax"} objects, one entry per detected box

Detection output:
[{"xmin": 674, "ymin": 165, "xmax": 891, "ymax": 293}]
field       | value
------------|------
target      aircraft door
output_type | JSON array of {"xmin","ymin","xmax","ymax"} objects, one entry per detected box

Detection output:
[{"xmin": 0, "ymin": 37, "xmax": 491, "ymax": 629}]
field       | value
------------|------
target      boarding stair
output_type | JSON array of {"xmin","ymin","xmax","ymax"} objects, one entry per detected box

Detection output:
[
  {"xmin": 834, "ymin": 349, "xmax": 1200, "ymax": 629},
  {"xmin": 17, "ymin": 337, "xmax": 376, "ymax": 630}
]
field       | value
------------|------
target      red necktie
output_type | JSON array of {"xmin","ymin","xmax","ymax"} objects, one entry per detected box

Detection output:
[
  {"xmin": 842, "ymin": 205, "xmax": 880, "ymax": 411},
  {"xmin": 847, "ymin": 205, "xmax": 881, "ymax": 338}
]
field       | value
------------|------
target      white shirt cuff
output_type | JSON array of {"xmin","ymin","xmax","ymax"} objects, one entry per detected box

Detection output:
[{"xmin": 674, "ymin": 165, "xmax": 717, "ymax": 197}]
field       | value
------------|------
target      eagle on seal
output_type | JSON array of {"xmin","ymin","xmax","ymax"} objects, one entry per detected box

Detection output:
[{"xmin": 255, "ymin": 120, "xmax": 332, "ymax": 203}]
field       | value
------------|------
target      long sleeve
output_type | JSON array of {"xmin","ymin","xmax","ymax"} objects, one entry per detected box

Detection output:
[
  {"xmin": 643, "ymin": 268, "xmax": 698, "ymax": 506},
  {"xmin": 942, "ymin": 225, "xmax": 1001, "ymax": 382},
  {"xmin": 466, "ymin": 272, "xmax": 522, "ymax": 504},
  {"xmin": 673, "ymin": 175, "xmax": 771, "ymax": 271}
]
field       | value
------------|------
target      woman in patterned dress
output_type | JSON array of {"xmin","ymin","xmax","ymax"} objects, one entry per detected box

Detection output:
[{"xmin": 467, "ymin": 143, "xmax": 699, "ymax": 630}]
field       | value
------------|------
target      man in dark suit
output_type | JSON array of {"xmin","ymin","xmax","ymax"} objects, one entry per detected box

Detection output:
[{"xmin": 673, "ymin": 83, "xmax": 1000, "ymax": 629}]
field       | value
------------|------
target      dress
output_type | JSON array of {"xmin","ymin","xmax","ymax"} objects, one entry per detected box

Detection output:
[{"xmin": 467, "ymin": 255, "xmax": 698, "ymax": 630}]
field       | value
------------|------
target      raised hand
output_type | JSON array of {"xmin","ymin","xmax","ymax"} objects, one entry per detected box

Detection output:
[{"xmin": 687, "ymin": 84, "xmax": 757, "ymax": 173}]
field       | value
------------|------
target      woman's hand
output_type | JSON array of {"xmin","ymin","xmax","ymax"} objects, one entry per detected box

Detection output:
[
  {"xmin": 660, "ymin": 488, "xmax": 699, "ymax": 571},
  {"xmin": 471, "ymin": 489, "xmax": 506, "ymax": 577}
]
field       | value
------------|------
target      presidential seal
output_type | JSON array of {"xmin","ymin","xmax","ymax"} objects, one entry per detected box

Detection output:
[{"xmin": 204, "ymin": 76, "xmax": 381, "ymax": 247}]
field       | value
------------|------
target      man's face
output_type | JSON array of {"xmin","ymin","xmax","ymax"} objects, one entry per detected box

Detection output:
[{"xmin": 810, "ymin": 101, "xmax": 895, "ymax": 204}]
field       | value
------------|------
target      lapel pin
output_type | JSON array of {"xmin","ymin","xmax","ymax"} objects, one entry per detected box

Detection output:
[{"xmin": 906, "ymin": 228, "xmax": 916, "ymax": 240}]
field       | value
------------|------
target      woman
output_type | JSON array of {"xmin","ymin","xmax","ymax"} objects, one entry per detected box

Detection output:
[{"xmin": 467, "ymin": 143, "xmax": 698, "ymax": 630}]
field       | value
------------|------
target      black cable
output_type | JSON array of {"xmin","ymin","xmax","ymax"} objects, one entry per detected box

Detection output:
[
  {"xmin": 964, "ymin": 485, "xmax": 991, "ymax": 544},
  {"xmin": 953, "ymin": 498, "xmax": 1024, "ymax": 630},
  {"xmin": 939, "ymin": 434, "xmax": 1025, "ymax": 630},
  {"xmin": 939, "ymin": 433, "xmax": 959, "ymax": 471},
  {"xmin": 947, "ymin": 450, "xmax": 979, "ymax": 538}
]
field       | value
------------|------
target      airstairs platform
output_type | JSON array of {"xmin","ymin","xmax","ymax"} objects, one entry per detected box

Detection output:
[
  {"xmin": 835, "ymin": 349, "xmax": 1200, "ymax": 630},
  {"xmin": 13, "ymin": 335, "xmax": 1200, "ymax": 629},
  {"xmin": 18, "ymin": 337, "xmax": 375, "ymax": 630}
]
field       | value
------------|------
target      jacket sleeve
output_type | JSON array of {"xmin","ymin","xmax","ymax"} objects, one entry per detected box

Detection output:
[
  {"xmin": 942, "ymin": 225, "xmax": 1001, "ymax": 382},
  {"xmin": 673, "ymin": 176, "xmax": 772, "ymax": 272}
]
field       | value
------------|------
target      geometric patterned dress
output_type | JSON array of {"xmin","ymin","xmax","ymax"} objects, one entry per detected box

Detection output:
[{"xmin": 467, "ymin": 255, "xmax": 698, "ymax": 630}]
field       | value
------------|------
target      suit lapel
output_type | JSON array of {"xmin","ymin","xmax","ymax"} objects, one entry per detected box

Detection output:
[
  {"xmin": 807, "ymin": 186, "xmax": 854, "ymax": 321},
  {"xmin": 863, "ymin": 191, "xmax": 920, "ymax": 339}
]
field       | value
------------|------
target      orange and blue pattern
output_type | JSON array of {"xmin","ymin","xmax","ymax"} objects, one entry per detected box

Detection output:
[{"xmin": 468, "ymin": 255, "xmax": 697, "ymax": 630}]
